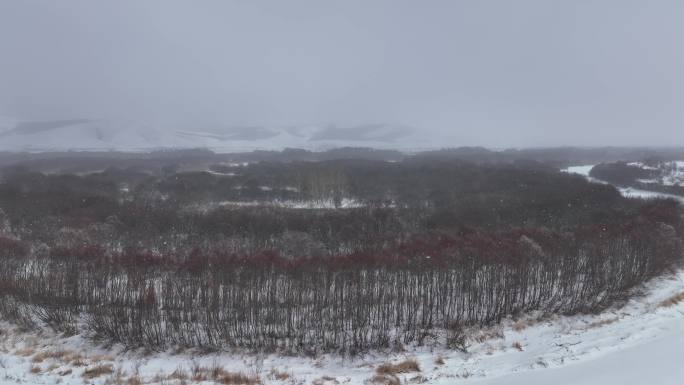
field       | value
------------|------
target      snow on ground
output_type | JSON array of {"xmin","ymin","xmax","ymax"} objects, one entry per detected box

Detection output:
[
  {"xmin": 184, "ymin": 198, "xmax": 368, "ymax": 213},
  {"xmin": 1, "ymin": 165, "xmax": 682, "ymax": 384},
  {"xmin": 220, "ymin": 198, "xmax": 366, "ymax": 210},
  {"xmin": 561, "ymin": 165, "xmax": 610, "ymax": 185},
  {"xmin": 471, "ymin": 327, "xmax": 684, "ymax": 385},
  {"xmin": 660, "ymin": 161, "xmax": 684, "ymax": 186},
  {"xmin": 562, "ymin": 164, "xmax": 684, "ymax": 203},
  {"xmin": 618, "ymin": 186, "xmax": 684, "ymax": 203},
  {"xmin": 467, "ymin": 271, "xmax": 684, "ymax": 385},
  {"xmin": 626, "ymin": 161, "xmax": 684, "ymax": 186},
  {"xmin": 562, "ymin": 165, "xmax": 594, "ymax": 177},
  {"xmin": 1, "ymin": 270, "xmax": 684, "ymax": 385}
]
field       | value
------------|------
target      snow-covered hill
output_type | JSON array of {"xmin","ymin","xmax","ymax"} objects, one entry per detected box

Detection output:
[
  {"xmin": 0, "ymin": 117, "xmax": 432, "ymax": 152},
  {"xmin": 563, "ymin": 164, "xmax": 684, "ymax": 203},
  {"xmin": 628, "ymin": 161, "xmax": 684, "ymax": 186}
]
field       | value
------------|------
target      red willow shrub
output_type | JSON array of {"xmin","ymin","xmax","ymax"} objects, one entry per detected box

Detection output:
[
  {"xmin": 0, "ymin": 209, "xmax": 680, "ymax": 354},
  {"xmin": 0, "ymin": 236, "xmax": 28, "ymax": 258}
]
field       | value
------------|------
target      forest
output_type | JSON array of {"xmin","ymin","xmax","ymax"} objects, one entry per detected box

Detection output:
[{"xmin": 0, "ymin": 156, "xmax": 682, "ymax": 354}]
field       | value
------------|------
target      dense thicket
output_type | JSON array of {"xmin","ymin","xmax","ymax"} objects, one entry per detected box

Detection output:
[
  {"xmin": 4, "ymin": 146, "xmax": 684, "ymax": 174},
  {"xmin": 0, "ymin": 159, "xmax": 682, "ymax": 354},
  {"xmin": 0, "ymin": 160, "xmax": 632, "ymax": 254},
  {"xmin": 590, "ymin": 162, "xmax": 655, "ymax": 185}
]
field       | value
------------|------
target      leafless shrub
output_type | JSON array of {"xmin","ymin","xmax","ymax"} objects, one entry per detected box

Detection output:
[
  {"xmin": 587, "ymin": 318, "xmax": 618, "ymax": 329},
  {"xmin": 268, "ymin": 368, "xmax": 291, "ymax": 381},
  {"xmin": 82, "ymin": 364, "xmax": 115, "ymax": 379},
  {"xmin": 103, "ymin": 368, "xmax": 127, "ymax": 385},
  {"xmin": 15, "ymin": 347, "xmax": 35, "ymax": 357},
  {"xmin": 189, "ymin": 363, "xmax": 260, "ymax": 385},
  {"xmin": 473, "ymin": 328, "xmax": 504, "ymax": 343},
  {"xmin": 367, "ymin": 374, "xmax": 400, "ymax": 385},
  {"xmin": 659, "ymin": 292, "xmax": 684, "ymax": 308},
  {"xmin": 312, "ymin": 376, "xmax": 339, "ymax": 385},
  {"xmin": 31, "ymin": 349, "xmax": 70, "ymax": 363},
  {"xmin": 215, "ymin": 371, "xmax": 261, "ymax": 385},
  {"xmin": 376, "ymin": 359, "xmax": 420, "ymax": 375},
  {"xmin": 168, "ymin": 366, "xmax": 188, "ymax": 381}
]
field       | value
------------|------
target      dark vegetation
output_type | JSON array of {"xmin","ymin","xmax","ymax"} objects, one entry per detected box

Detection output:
[
  {"xmin": 0, "ymin": 152, "xmax": 682, "ymax": 355},
  {"xmin": 4, "ymin": 146, "xmax": 684, "ymax": 175},
  {"xmin": 590, "ymin": 162, "xmax": 655, "ymax": 186}
]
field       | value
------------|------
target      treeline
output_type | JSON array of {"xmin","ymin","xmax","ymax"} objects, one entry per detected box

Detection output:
[
  {"xmin": 0, "ymin": 159, "xmax": 633, "ymax": 257},
  {"xmin": 5, "ymin": 146, "xmax": 684, "ymax": 175},
  {"xmin": 590, "ymin": 162, "xmax": 655, "ymax": 185}
]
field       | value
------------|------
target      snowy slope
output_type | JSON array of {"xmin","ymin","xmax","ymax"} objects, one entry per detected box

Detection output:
[
  {"xmin": 562, "ymin": 164, "xmax": 684, "ymax": 203},
  {"xmin": 473, "ymin": 330, "xmax": 684, "ymax": 385},
  {"xmin": 468, "ymin": 272, "xmax": 684, "ymax": 385},
  {"xmin": 629, "ymin": 161, "xmax": 684, "ymax": 186}
]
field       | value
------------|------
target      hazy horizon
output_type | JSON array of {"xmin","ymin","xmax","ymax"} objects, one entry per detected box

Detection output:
[{"xmin": 2, "ymin": 1, "xmax": 684, "ymax": 149}]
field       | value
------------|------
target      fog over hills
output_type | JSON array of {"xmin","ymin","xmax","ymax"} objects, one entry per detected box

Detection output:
[
  {"xmin": 0, "ymin": 117, "xmax": 431, "ymax": 152},
  {"xmin": 3, "ymin": 2, "xmax": 684, "ymax": 149}
]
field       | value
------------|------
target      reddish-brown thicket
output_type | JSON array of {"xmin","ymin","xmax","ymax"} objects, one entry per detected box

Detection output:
[
  {"xmin": 0, "ymin": 203, "xmax": 681, "ymax": 355},
  {"xmin": 0, "ymin": 237, "xmax": 28, "ymax": 258}
]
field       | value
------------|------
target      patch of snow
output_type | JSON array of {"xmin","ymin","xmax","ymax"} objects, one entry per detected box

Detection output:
[
  {"xmin": 627, "ymin": 161, "xmax": 659, "ymax": 170},
  {"xmin": 561, "ymin": 165, "xmax": 594, "ymax": 177},
  {"xmin": 184, "ymin": 198, "xmax": 367, "ymax": 212},
  {"xmin": 561, "ymin": 165, "xmax": 610, "ymax": 185},
  {"xmin": 206, "ymin": 170, "xmax": 237, "ymax": 176},
  {"xmin": 624, "ymin": 160, "xmax": 684, "ymax": 187},
  {"xmin": 618, "ymin": 187, "xmax": 684, "ymax": 203}
]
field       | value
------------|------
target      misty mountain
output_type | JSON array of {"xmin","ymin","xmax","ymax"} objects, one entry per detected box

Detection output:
[{"xmin": 0, "ymin": 118, "xmax": 427, "ymax": 152}]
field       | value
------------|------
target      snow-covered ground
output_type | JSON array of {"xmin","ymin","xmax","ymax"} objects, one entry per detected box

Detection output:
[
  {"xmin": 1, "ymin": 270, "xmax": 683, "ymax": 385},
  {"xmin": 624, "ymin": 161, "xmax": 684, "ymax": 187},
  {"xmin": 1, "ymin": 166, "xmax": 682, "ymax": 385},
  {"xmin": 472, "ymin": 328, "xmax": 684, "ymax": 385},
  {"xmin": 562, "ymin": 165, "xmax": 684, "ymax": 203},
  {"xmin": 217, "ymin": 198, "xmax": 366, "ymax": 210},
  {"xmin": 182, "ymin": 198, "xmax": 368, "ymax": 213},
  {"xmin": 662, "ymin": 161, "xmax": 684, "ymax": 186}
]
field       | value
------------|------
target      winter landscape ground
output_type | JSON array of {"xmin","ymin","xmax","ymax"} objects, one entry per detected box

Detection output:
[
  {"xmin": 1, "ymin": 262, "xmax": 682, "ymax": 385},
  {"xmin": 0, "ymin": 157, "xmax": 682, "ymax": 385},
  {"xmin": 4, "ymin": 1, "xmax": 684, "ymax": 383}
]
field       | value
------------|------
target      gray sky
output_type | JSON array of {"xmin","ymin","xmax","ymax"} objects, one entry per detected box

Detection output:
[{"xmin": 1, "ymin": 0, "xmax": 683, "ymax": 147}]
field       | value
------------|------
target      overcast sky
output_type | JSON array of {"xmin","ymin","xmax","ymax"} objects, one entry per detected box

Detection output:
[{"xmin": 1, "ymin": 1, "xmax": 683, "ymax": 147}]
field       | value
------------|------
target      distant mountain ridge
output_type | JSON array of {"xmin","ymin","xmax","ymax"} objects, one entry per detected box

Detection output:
[{"xmin": 0, "ymin": 117, "xmax": 426, "ymax": 152}]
